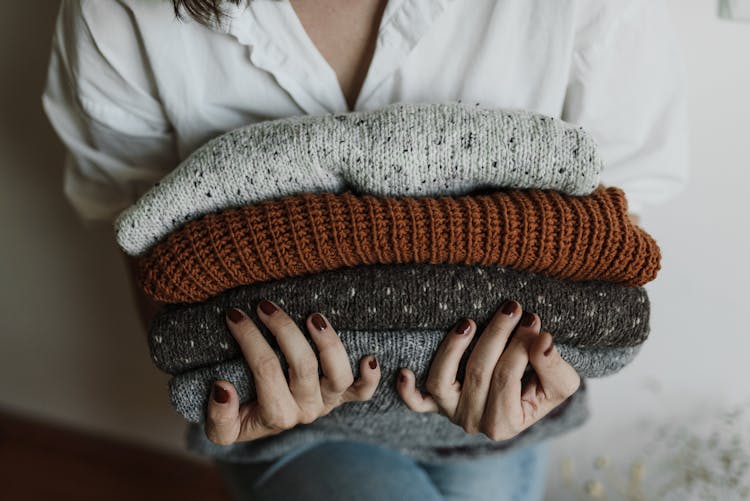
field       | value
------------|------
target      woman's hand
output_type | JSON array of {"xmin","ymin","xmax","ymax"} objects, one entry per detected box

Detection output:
[
  {"xmin": 397, "ymin": 301, "xmax": 580, "ymax": 441},
  {"xmin": 205, "ymin": 300, "xmax": 381, "ymax": 445}
]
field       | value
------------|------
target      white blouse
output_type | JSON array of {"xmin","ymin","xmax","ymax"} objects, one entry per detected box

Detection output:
[{"xmin": 42, "ymin": 0, "xmax": 689, "ymax": 224}]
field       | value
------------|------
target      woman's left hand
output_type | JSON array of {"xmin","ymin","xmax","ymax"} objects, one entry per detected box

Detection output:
[{"xmin": 396, "ymin": 300, "xmax": 581, "ymax": 441}]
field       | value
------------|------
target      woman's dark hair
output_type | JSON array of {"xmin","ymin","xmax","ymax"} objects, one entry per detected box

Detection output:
[{"xmin": 172, "ymin": 0, "xmax": 242, "ymax": 26}]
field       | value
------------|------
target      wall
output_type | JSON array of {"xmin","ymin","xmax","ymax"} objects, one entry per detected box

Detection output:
[{"xmin": 1, "ymin": 1, "xmax": 748, "ymax": 495}]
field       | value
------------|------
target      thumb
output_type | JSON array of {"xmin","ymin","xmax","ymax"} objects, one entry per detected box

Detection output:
[
  {"xmin": 528, "ymin": 333, "xmax": 581, "ymax": 401},
  {"xmin": 204, "ymin": 380, "xmax": 241, "ymax": 446}
]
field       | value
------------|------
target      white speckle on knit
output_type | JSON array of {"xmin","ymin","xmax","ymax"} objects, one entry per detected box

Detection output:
[
  {"xmin": 439, "ymin": 303, "xmax": 448, "ymax": 311},
  {"xmin": 487, "ymin": 282, "xmax": 492, "ymax": 290},
  {"xmin": 278, "ymin": 298, "xmax": 285, "ymax": 305},
  {"xmin": 350, "ymin": 288, "xmax": 356, "ymax": 297},
  {"xmin": 457, "ymin": 281, "xmax": 464, "ymax": 290},
  {"xmin": 313, "ymin": 293, "xmax": 319, "ymax": 300},
  {"xmin": 190, "ymin": 340, "xmax": 194, "ymax": 348},
  {"xmin": 598, "ymin": 291, "xmax": 607, "ymax": 297},
  {"xmin": 537, "ymin": 295, "xmax": 545, "ymax": 304},
  {"xmin": 385, "ymin": 287, "xmax": 392, "ymax": 295},
  {"xmin": 473, "ymin": 301, "xmax": 482, "ymax": 309},
  {"xmin": 220, "ymin": 342, "xmax": 229, "ymax": 350},
  {"xmin": 154, "ymin": 335, "xmax": 162, "ymax": 344}
]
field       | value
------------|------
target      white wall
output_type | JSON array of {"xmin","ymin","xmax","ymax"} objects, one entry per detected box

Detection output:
[
  {"xmin": 1, "ymin": 1, "xmax": 748, "ymax": 495},
  {"xmin": 546, "ymin": 1, "xmax": 750, "ymax": 498}
]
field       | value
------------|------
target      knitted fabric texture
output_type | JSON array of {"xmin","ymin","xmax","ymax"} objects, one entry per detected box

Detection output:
[
  {"xmin": 170, "ymin": 330, "xmax": 600, "ymax": 463},
  {"xmin": 115, "ymin": 101, "xmax": 604, "ymax": 256},
  {"xmin": 170, "ymin": 332, "xmax": 635, "ymax": 421},
  {"xmin": 183, "ymin": 380, "xmax": 589, "ymax": 464},
  {"xmin": 138, "ymin": 186, "xmax": 660, "ymax": 303},
  {"xmin": 150, "ymin": 264, "xmax": 650, "ymax": 375}
]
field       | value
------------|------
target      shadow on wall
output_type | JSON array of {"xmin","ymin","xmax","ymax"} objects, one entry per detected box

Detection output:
[{"xmin": 0, "ymin": 2, "xmax": 187, "ymax": 452}]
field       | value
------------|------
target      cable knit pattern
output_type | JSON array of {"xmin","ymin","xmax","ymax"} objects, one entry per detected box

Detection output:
[
  {"xmin": 114, "ymin": 102, "xmax": 604, "ymax": 256},
  {"xmin": 149, "ymin": 264, "xmax": 650, "ymax": 374},
  {"xmin": 137, "ymin": 186, "xmax": 660, "ymax": 303}
]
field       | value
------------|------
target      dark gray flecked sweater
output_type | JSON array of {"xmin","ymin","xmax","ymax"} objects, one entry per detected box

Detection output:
[{"xmin": 150, "ymin": 264, "xmax": 650, "ymax": 375}]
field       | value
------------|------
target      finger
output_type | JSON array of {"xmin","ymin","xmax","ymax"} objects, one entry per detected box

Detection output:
[
  {"xmin": 455, "ymin": 300, "xmax": 521, "ymax": 432},
  {"xmin": 306, "ymin": 312, "xmax": 355, "ymax": 405},
  {"xmin": 256, "ymin": 300, "xmax": 322, "ymax": 409},
  {"xmin": 204, "ymin": 381, "xmax": 241, "ymax": 445},
  {"xmin": 341, "ymin": 354, "xmax": 382, "ymax": 403},
  {"xmin": 481, "ymin": 311, "xmax": 542, "ymax": 436},
  {"xmin": 529, "ymin": 332, "xmax": 581, "ymax": 406},
  {"xmin": 423, "ymin": 318, "xmax": 476, "ymax": 416},
  {"xmin": 225, "ymin": 307, "xmax": 295, "ymax": 414},
  {"xmin": 396, "ymin": 368, "xmax": 440, "ymax": 414}
]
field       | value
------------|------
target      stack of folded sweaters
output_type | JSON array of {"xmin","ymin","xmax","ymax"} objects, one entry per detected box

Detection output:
[{"xmin": 114, "ymin": 102, "xmax": 660, "ymax": 464}]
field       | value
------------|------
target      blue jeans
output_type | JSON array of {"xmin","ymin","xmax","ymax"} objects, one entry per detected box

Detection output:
[{"xmin": 216, "ymin": 440, "xmax": 550, "ymax": 501}]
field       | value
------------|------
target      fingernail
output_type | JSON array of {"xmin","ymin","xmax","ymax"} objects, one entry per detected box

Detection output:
[
  {"xmin": 454, "ymin": 318, "xmax": 472, "ymax": 335},
  {"xmin": 544, "ymin": 338, "xmax": 555, "ymax": 357},
  {"xmin": 369, "ymin": 357, "xmax": 378, "ymax": 370},
  {"xmin": 213, "ymin": 384, "xmax": 229, "ymax": 404},
  {"xmin": 399, "ymin": 372, "xmax": 406, "ymax": 384},
  {"xmin": 227, "ymin": 308, "xmax": 244, "ymax": 324},
  {"xmin": 259, "ymin": 299, "xmax": 278, "ymax": 315},
  {"xmin": 501, "ymin": 300, "xmax": 518, "ymax": 316},
  {"xmin": 520, "ymin": 311, "xmax": 535, "ymax": 327},
  {"xmin": 311, "ymin": 313, "xmax": 327, "ymax": 331}
]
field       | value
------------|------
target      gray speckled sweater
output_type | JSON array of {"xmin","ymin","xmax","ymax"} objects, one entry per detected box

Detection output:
[
  {"xmin": 115, "ymin": 102, "xmax": 603, "ymax": 256},
  {"xmin": 150, "ymin": 264, "xmax": 650, "ymax": 375}
]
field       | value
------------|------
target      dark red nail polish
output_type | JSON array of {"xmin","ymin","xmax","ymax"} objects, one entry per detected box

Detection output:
[
  {"xmin": 369, "ymin": 357, "xmax": 378, "ymax": 370},
  {"xmin": 227, "ymin": 308, "xmax": 244, "ymax": 324},
  {"xmin": 521, "ymin": 312, "xmax": 535, "ymax": 327},
  {"xmin": 311, "ymin": 313, "xmax": 327, "ymax": 331},
  {"xmin": 454, "ymin": 318, "xmax": 472, "ymax": 335},
  {"xmin": 259, "ymin": 300, "xmax": 278, "ymax": 315},
  {"xmin": 501, "ymin": 300, "xmax": 518, "ymax": 316},
  {"xmin": 213, "ymin": 384, "xmax": 229, "ymax": 404},
  {"xmin": 399, "ymin": 373, "xmax": 406, "ymax": 384}
]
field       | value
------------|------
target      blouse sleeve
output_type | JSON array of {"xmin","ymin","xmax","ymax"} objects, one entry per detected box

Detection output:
[
  {"xmin": 42, "ymin": 0, "xmax": 178, "ymax": 226},
  {"xmin": 562, "ymin": 0, "xmax": 689, "ymax": 215}
]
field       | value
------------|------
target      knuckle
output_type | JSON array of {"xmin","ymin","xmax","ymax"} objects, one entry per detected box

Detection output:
[
  {"xmin": 463, "ymin": 365, "xmax": 486, "ymax": 389},
  {"xmin": 329, "ymin": 373, "xmax": 355, "ymax": 394},
  {"xmin": 255, "ymin": 355, "xmax": 281, "ymax": 376},
  {"xmin": 297, "ymin": 406, "xmax": 323, "ymax": 425},
  {"xmin": 493, "ymin": 365, "xmax": 515, "ymax": 388},
  {"xmin": 264, "ymin": 410, "xmax": 297, "ymax": 431},
  {"xmin": 425, "ymin": 376, "xmax": 445, "ymax": 397},
  {"xmin": 291, "ymin": 356, "xmax": 319, "ymax": 380},
  {"xmin": 482, "ymin": 424, "xmax": 508, "ymax": 442}
]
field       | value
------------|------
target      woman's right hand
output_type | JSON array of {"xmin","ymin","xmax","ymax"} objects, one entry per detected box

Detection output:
[{"xmin": 204, "ymin": 300, "xmax": 381, "ymax": 445}]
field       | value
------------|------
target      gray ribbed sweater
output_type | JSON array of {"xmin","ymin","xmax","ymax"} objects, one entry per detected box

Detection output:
[
  {"xmin": 115, "ymin": 102, "xmax": 604, "ymax": 256},
  {"xmin": 150, "ymin": 264, "xmax": 650, "ymax": 375}
]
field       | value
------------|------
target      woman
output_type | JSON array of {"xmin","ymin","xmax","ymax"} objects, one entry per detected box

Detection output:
[{"xmin": 42, "ymin": 0, "xmax": 688, "ymax": 499}]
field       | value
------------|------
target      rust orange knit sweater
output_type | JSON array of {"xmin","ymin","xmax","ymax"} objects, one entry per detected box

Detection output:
[{"xmin": 137, "ymin": 187, "xmax": 661, "ymax": 303}]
